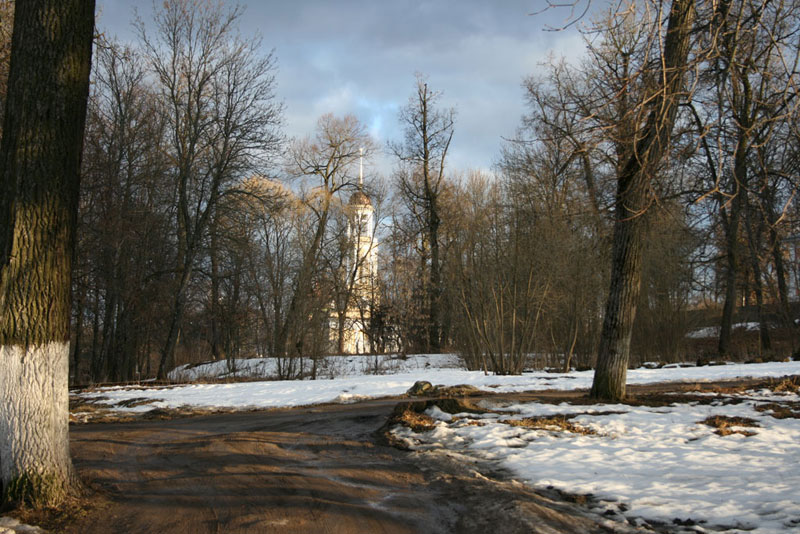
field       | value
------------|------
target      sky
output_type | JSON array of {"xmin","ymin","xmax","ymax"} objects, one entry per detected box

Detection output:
[{"xmin": 97, "ymin": 0, "xmax": 592, "ymax": 178}]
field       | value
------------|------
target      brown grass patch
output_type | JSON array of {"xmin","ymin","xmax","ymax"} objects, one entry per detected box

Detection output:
[
  {"xmin": 387, "ymin": 397, "xmax": 491, "ymax": 432},
  {"xmin": 435, "ymin": 384, "xmax": 484, "ymax": 397},
  {"xmin": 382, "ymin": 398, "xmax": 493, "ymax": 445},
  {"xmin": 773, "ymin": 376, "xmax": 800, "ymax": 394},
  {"xmin": 458, "ymin": 419, "xmax": 487, "ymax": 427},
  {"xmin": 114, "ymin": 397, "xmax": 159, "ymax": 408},
  {"xmin": 699, "ymin": 415, "xmax": 760, "ymax": 436},
  {"xmin": 682, "ymin": 375, "xmax": 800, "ymax": 397},
  {"xmin": 406, "ymin": 382, "xmax": 485, "ymax": 398},
  {"xmin": 754, "ymin": 402, "xmax": 800, "ymax": 419},
  {"xmin": 394, "ymin": 410, "xmax": 437, "ymax": 432},
  {"xmin": 9, "ymin": 493, "xmax": 97, "ymax": 533},
  {"xmin": 430, "ymin": 398, "xmax": 488, "ymax": 415},
  {"xmin": 69, "ymin": 396, "xmax": 108, "ymax": 410},
  {"xmin": 501, "ymin": 414, "xmax": 597, "ymax": 435}
]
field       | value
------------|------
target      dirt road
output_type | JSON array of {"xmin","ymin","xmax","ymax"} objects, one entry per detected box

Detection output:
[{"xmin": 66, "ymin": 393, "xmax": 633, "ymax": 534}]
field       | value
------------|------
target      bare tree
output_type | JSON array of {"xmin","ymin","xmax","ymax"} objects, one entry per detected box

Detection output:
[
  {"xmin": 0, "ymin": 0, "xmax": 94, "ymax": 506},
  {"xmin": 137, "ymin": 0, "xmax": 283, "ymax": 379},
  {"xmin": 451, "ymin": 173, "xmax": 552, "ymax": 374},
  {"xmin": 695, "ymin": 0, "xmax": 800, "ymax": 357},
  {"xmin": 278, "ymin": 114, "xmax": 375, "ymax": 357},
  {"xmin": 527, "ymin": 1, "xmax": 696, "ymax": 387},
  {"xmin": 754, "ymin": 130, "xmax": 800, "ymax": 352},
  {"xmin": 390, "ymin": 74, "xmax": 456, "ymax": 351},
  {"xmin": 591, "ymin": 0, "xmax": 695, "ymax": 400},
  {"xmin": 235, "ymin": 177, "xmax": 299, "ymax": 362},
  {"xmin": 77, "ymin": 38, "xmax": 171, "ymax": 383},
  {"xmin": 502, "ymin": 61, "xmax": 616, "ymax": 372}
]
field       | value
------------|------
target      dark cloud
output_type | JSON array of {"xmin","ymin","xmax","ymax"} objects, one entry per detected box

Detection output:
[{"xmin": 98, "ymin": 0, "xmax": 590, "ymax": 176}]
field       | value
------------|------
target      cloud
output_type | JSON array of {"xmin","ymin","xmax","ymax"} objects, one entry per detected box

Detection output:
[{"xmin": 98, "ymin": 0, "xmax": 592, "ymax": 176}]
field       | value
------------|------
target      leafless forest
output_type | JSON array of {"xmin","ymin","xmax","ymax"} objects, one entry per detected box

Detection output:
[
  {"xmin": 2, "ymin": 0, "xmax": 800, "ymax": 515},
  {"xmin": 31, "ymin": 0, "xmax": 800, "ymax": 384}
]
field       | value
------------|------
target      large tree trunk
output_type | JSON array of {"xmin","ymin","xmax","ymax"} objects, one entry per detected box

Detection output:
[
  {"xmin": 759, "ymin": 181, "xmax": 795, "ymax": 339},
  {"xmin": 156, "ymin": 262, "xmax": 193, "ymax": 379},
  {"xmin": 744, "ymin": 202, "xmax": 771, "ymax": 352},
  {"xmin": 0, "ymin": 0, "xmax": 94, "ymax": 506},
  {"xmin": 718, "ymin": 199, "xmax": 742, "ymax": 356},
  {"xmin": 209, "ymin": 215, "xmax": 224, "ymax": 361},
  {"xmin": 719, "ymin": 113, "xmax": 751, "ymax": 357},
  {"xmin": 428, "ymin": 213, "xmax": 442, "ymax": 351},
  {"xmin": 591, "ymin": 0, "xmax": 695, "ymax": 401},
  {"xmin": 590, "ymin": 166, "xmax": 650, "ymax": 400}
]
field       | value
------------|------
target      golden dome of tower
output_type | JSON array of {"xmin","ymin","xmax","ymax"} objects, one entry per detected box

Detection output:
[{"xmin": 349, "ymin": 190, "xmax": 371, "ymax": 206}]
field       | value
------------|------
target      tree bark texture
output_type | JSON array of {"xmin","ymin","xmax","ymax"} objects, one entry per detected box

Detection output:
[
  {"xmin": 719, "ymin": 47, "xmax": 756, "ymax": 356},
  {"xmin": 156, "ymin": 262, "xmax": 192, "ymax": 379},
  {"xmin": 718, "ymin": 200, "xmax": 741, "ymax": 356},
  {"xmin": 591, "ymin": 0, "xmax": 695, "ymax": 401},
  {"xmin": 744, "ymin": 202, "xmax": 771, "ymax": 351},
  {"xmin": 0, "ymin": 0, "xmax": 95, "ymax": 506}
]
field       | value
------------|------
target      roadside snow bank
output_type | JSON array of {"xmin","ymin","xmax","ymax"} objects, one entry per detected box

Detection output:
[
  {"xmin": 168, "ymin": 353, "xmax": 462, "ymax": 382},
  {"xmin": 78, "ymin": 360, "xmax": 800, "ymax": 413},
  {"xmin": 393, "ymin": 389, "xmax": 800, "ymax": 533}
]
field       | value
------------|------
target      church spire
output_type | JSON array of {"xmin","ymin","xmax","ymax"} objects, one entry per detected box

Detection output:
[
  {"xmin": 358, "ymin": 147, "xmax": 363, "ymax": 189},
  {"xmin": 349, "ymin": 147, "xmax": 371, "ymax": 207}
]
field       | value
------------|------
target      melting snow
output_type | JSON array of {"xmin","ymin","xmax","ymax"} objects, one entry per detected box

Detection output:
[
  {"xmin": 79, "ymin": 358, "xmax": 800, "ymax": 414},
  {"xmin": 73, "ymin": 357, "xmax": 800, "ymax": 532}
]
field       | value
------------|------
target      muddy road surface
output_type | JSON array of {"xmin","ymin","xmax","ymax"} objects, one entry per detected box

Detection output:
[
  {"xmin": 66, "ymin": 390, "xmax": 645, "ymax": 534},
  {"xmin": 70, "ymin": 378, "xmax": 768, "ymax": 534}
]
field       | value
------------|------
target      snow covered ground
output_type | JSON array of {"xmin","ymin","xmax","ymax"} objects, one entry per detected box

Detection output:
[
  {"xmin": 686, "ymin": 321, "xmax": 762, "ymax": 339},
  {"xmin": 393, "ymin": 381, "xmax": 800, "ymax": 533},
  {"xmin": 167, "ymin": 353, "xmax": 462, "ymax": 382},
  {"xmin": 77, "ymin": 356, "xmax": 799, "ymax": 413},
  {"xmin": 73, "ymin": 357, "xmax": 800, "ymax": 532}
]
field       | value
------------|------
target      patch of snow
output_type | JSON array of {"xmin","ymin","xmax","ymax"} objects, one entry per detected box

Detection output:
[
  {"xmin": 395, "ymin": 393, "xmax": 800, "ymax": 533},
  {"xmin": 425, "ymin": 405, "xmax": 454, "ymax": 422},
  {"xmin": 78, "ymin": 360, "xmax": 800, "ymax": 415},
  {"xmin": 331, "ymin": 393, "xmax": 372, "ymax": 404},
  {"xmin": 167, "ymin": 353, "xmax": 463, "ymax": 382},
  {"xmin": 687, "ymin": 321, "xmax": 767, "ymax": 339},
  {"xmin": 0, "ymin": 517, "xmax": 45, "ymax": 534},
  {"xmin": 661, "ymin": 362, "xmax": 695, "ymax": 369}
]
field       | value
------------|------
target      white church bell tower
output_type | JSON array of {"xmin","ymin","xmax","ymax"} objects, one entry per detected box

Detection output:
[{"xmin": 330, "ymin": 149, "xmax": 379, "ymax": 354}]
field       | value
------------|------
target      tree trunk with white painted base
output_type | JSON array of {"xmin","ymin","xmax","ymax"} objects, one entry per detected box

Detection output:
[
  {"xmin": 0, "ymin": 0, "xmax": 94, "ymax": 507},
  {"xmin": 0, "ymin": 344, "xmax": 76, "ymax": 506}
]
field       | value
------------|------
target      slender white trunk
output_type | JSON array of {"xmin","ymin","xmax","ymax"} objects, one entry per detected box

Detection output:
[{"xmin": 0, "ymin": 342, "xmax": 75, "ymax": 503}]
